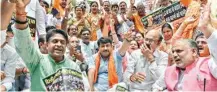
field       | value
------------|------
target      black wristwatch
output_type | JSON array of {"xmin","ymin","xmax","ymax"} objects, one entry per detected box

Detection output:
[{"xmin": 14, "ymin": 19, "xmax": 28, "ymax": 24}]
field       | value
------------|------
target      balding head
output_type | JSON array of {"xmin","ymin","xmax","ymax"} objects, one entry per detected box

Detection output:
[{"xmin": 143, "ymin": 30, "xmax": 163, "ymax": 51}]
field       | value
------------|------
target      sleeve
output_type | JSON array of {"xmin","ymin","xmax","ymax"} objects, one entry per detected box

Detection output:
[
  {"xmin": 13, "ymin": 26, "xmax": 43, "ymax": 73},
  {"xmin": 1, "ymin": 83, "xmax": 12, "ymax": 91},
  {"xmin": 149, "ymin": 52, "xmax": 168, "ymax": 81},
  {"xmin": 1, "ymin": 47, "xmax": 18, "ymax": 91},
  {"xmin": 35, "ymin": 0, "xmax": 46, "ymax": 36},
  {"xmin": 87, "ymin": 56, "xmax": 96, "ymax": 70},
  {"xmin": 115, "ymin": 50, "xmax": 124, "ymax": 62},
  {"xmin": 152, "ymin": 73, "xmax": 166, "ymax": 91},
  {"xmin": 123, "ymin": 52, "xmax": 137, "ymax": 83},
  {"xmin": 207, "ymin": 31, "xmax": 217, "ymax": 79}
]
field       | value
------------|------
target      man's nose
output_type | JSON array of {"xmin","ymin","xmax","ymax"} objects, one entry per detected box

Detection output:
[{"xmin": 56, "ymin": 41, "xmax": 62, "ymax": 46}]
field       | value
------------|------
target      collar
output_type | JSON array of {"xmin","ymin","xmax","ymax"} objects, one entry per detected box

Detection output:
[
  {"xmin": 153, "ymin": 49, "xmax": 160, "ymax": 58},
  {"xmin": 165, "ymin": 39, "xmax": 172, "ymax": 44},
  {"xmin": 48, "ymin": 54, "xmax": 66, "ymax": 64}
]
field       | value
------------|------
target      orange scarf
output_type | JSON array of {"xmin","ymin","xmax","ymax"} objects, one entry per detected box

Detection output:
[
  {"xmin": 200, "ymin": 46, "xmax": 210, "ymax": 57},
  {"xmin": 94, "ymin": 52, "xmax": 118, "ymax": 88}
]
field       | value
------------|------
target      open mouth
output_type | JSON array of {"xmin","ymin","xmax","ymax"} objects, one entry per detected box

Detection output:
[
  {"xmin": 54, "ymin": 49, "xmax": 63, "ymax": 53},
  {"xmin": 198, "ymin": 47, "xmax": 204, "ymax": 52},
  {"xmin": 175, "ymin": 59, "xmax": 181, "ymax": 63}
]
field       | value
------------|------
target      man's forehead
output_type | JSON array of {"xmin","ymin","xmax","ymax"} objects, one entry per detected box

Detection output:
[
  {"xmin": 100, "ymin": 43, "xmax": 111, "ymax": 46},
  {"xmin": 145, "ymin": 30, "xmax": 158, "ymax": 38},
  {"xmin": 172, "ymin": 40, "xmax": 189, "ymax": 49}
]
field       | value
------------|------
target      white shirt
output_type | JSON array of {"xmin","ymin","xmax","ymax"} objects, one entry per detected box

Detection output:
[
  {"xmin": 80, "ymin": 41, "xmax": 98, "ymax": 58},
  {"xmin": 124, "ymin": 49, "xmax": 168, "ymax": 91},
  {"xmin": 1, "ymin": 45, "xmax": 19, "ymax": 91}
]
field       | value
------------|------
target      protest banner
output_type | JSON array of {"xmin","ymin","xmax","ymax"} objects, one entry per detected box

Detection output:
[
  {"xmin": 43, "ymin": 68, "xmax": 84, "ymax": 91},
  {"xmin": 27, "ymin": 16, "xmax": 36, "ymax": 39},
  {"xmin": 141, "ymin": 1, "xmax": 187, "ymax": 29}
]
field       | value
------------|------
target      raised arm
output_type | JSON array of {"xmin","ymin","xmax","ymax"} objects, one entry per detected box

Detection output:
[
  {"xmin": 13, "ymin": 0, "xmax": 42, "ymax": 72},
  {"xmin": 118, "ymin": 29, "xmax": 133, "ymax": 56},
  {"xmin": 172, "ymin": 16, "xmax": 197, "ymax": 40},
  {"xmin": 110, "ymin": 19, "xmax": 119, "ymax": 46},
  {"xmin": 61, "ymin": 2, "xmax": 71, "ymax": 32},
  {"xmin": 198, "ymin": 2, "xmax": 215, "ymax": 38},
  {"xmin": 198, "ymin": 1, "xmax": 217, "ymax": 79},
  {"xmin": 127, "ymin": 0, "xmax": 135, "ymax": 20}
]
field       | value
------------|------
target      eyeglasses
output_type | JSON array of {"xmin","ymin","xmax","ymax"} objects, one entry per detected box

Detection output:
[{"xmin": 144, "ymin": 38, "xmax": 158, "ymax": 43}]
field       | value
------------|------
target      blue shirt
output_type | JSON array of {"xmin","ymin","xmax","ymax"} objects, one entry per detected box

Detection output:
[{"xmin": 87, "ymin": 50, "xmax": 123, "ymax": 91}]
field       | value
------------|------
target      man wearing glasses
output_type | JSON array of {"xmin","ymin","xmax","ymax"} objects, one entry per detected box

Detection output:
[{"xmin": 124, "ymin": 29, "xmax": 168, "ymax": 91}]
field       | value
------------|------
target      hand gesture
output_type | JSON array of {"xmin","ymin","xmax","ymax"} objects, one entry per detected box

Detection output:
[
  {"xmin": 16, "ymin": 0, "xmax": 30, "ymax": 9},
  {"xmin": 0, "ymin": 71, "xmax": 6, "ymax": 80},
  {"xmin": 130, "ymin": 72, "xmax": 146, "ymax": 83},
  {"xmin": 141, "ymin": 43, "xmax": 154, "ymax": 62},
  {"xmin": 130, "ymin": 0, "xmax": 135, "ymax": 5},
  {"xmin": 183, "ymin": 16, "xmax": 197, "ymax": 25},
  {"xmin": 64, "ymin": 1, "xmax": 72, "ymax": 17},
  {"xmin": 70, "ymin": 46, "xmax": 84, "ymax": 62},
  {"xmin": 110, "ymin": 18, "xmax": 115, "ymax": 27},
  {"xmin": 198, "ymin": 2, "xmax": 211, "ymax": 30},
  {"xmin": 123, "ymin": 28, "xmax": 133, "ymax": 42}
]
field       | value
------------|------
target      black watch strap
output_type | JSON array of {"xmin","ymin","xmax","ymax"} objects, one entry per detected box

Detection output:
[{"xmin": 14, "ymin": 19, "xmax": 28, "ymax": 24}]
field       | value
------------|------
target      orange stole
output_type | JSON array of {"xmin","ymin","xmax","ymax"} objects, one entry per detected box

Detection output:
[
  {"xmin": 132, "ymin": 14, "xmax": 146, "ymax": 33},
  {"xmin": 94, "ymin": 52, "xmax": 118, "ymax": 88},
  {"xmin": 182, "ymin": 1, "xmax": 201, "ymax": 39}
]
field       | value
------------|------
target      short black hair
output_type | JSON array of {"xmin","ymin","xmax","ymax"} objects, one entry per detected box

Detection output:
[
  {"xmin": 195, "ymin": 32, "xmax": 204, "ymax": 41},
  {"xmin": 46, "ymin": 26, "xmax": 56, "ymax": 33},
  {"xmin": 38, "ymin": 35, "xmax": 46, "ymax": 48},
  {"xmin": 75, "ymin": 5, "xmax": 85, "ymax": 12},
  {"xmin": 97, "ymin": 37, "xmax": 112, "ymax": 47},
  {"xmin": 79, "ymin": 27, "xmax": 91, "ymax": 36},
  {"xmin": 161, "ymin": 23, "xmax": 173, "ymax": 33},
  {"xmin": 111, "ymin": 4, "xmax": 118, "ymax": 8},
  {"xmin": 90, "ymin": 1, "xmax": 98, "ymax": 7},
  {"xmin": 46, "ymin": 29, "xmax": 69, "ymax": 43},
  {"xmin": 42, "ymin": 0, "xmax": 49, "ymax": 8}
]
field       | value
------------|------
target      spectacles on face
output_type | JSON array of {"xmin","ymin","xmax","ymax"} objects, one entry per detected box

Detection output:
[{"xmin": 144, "ymin": 38, "xmax": 158, "ymax": 44}]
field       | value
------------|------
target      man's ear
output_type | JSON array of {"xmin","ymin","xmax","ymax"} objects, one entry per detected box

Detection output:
[
  {"xmin": 192, "ymin": 48, "xmax": 198, "ymax": 57},
  {"xmin": 157, "ymin": 40, "xmax": 162, "ymax": 46},
  {"xmin": 39, "ymin": 42, "xmax": 43, "ymax": 48}
]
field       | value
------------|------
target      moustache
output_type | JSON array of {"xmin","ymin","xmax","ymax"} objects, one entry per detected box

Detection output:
[{"xmin": 103, "ymin": 50, "xmax": 109, "ymax": 52}]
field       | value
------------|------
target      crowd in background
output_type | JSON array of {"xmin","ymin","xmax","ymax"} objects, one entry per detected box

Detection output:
[{"xmin": 1, "ymin": 0, "xmax": 217, "ymax": 91}]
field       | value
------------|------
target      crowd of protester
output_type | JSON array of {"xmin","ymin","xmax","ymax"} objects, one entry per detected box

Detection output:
[{"xmin": 1, "ymin": 0, "xmax": 217, "ymax": 91}]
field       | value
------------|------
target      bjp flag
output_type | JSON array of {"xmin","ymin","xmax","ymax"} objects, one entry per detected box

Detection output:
[{"xmin": 52, "ymin": 0, "xmax": 65, "ymax": 16}]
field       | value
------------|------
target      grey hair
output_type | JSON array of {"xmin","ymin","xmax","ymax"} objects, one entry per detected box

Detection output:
[{"xmin": 181, "ymin": 39, "xmax": 199, "ymax": 55}]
